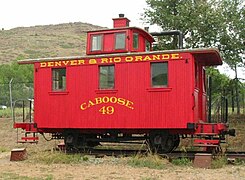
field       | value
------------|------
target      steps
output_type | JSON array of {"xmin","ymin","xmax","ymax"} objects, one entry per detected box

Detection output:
[{"xmin": 17, "ymin": 131, "xmax": 39, "ymax": 143}]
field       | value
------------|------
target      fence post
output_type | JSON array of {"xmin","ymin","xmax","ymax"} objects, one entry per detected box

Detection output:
[{"xmin": 9, "ymin": 78, "xmax": 13, "ymax": 121}]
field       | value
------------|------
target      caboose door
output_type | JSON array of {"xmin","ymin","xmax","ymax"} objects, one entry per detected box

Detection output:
[{"xmin": 194, "ymin": 63, "xmax": 207, "ymax": 122}]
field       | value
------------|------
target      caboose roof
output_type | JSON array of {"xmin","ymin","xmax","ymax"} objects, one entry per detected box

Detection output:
[
  {"xmin": 87, "ymin": 26, "xmax": 155, "ymax": 43},
  {"xmin": 18, "ymin": 48, "xmax": 222, "ymax": 66}
]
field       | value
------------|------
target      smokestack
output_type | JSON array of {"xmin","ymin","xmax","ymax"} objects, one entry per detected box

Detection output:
[
  {"xmin": 119, "ymin": 14, "xmax": 124, "ymax": 18},
  {"xmin": 113, "ymin": 14, "xmax": 130, "ymax": 28}
]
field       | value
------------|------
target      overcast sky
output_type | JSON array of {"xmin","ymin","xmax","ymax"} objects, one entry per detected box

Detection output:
[{"xmin": 1, "ymin": 0, "xmax": 148, "ymax": 30}]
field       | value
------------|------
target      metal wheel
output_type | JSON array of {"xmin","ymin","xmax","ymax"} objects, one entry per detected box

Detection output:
[
  {"xmin": 149, "ymin": 132, "xmax": 179, "ymax": 153},
  {"xmin": 64, "ymin": 131, "xmax": 79, "ymax": 153}
]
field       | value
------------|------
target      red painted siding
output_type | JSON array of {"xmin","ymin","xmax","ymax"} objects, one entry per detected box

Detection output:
[{"xmin": 34, "ymin": 52, "xmax": 196, "ymax": 131}]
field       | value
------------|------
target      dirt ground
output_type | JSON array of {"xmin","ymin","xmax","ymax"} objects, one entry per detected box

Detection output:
[
  {"xmin": 0, "ymin": 152, "xmax": 244, "ymax": 180},
  {"xmin": 0, "ymin": 118, "xmax": 245, "ymax": 180}
]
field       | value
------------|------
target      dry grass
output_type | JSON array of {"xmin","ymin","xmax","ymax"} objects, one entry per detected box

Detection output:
[{"xmin": 0, "ymin": 22, "xmax": 104, "ymax": 64}]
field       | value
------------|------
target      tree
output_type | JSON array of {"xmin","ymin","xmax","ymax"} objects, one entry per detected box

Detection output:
[
  {"xmin": 143, "ymin": 0, "xmax": 244, "ymax": 114},
  {"xmin": 0, "ymin": 61, "xmax": 33, "ymax": 106}
]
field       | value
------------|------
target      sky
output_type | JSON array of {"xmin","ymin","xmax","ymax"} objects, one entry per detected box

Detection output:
[
  {"xmin": 1, "ymin": 0, "xmax": 149, "ymax": 30},
  {"xmin": 1, "ymin": 0, "xmax": 244, "ymax": 79}
]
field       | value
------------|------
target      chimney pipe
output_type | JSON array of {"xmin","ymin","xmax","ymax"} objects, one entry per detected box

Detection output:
[{"xmin": 119, "ymin": 14, "xmax": 124, "ymax": 18}]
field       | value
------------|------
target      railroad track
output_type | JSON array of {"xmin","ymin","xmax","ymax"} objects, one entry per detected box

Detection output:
[{"xmin": 69, "ymin": 147, "xmax": 245, "ymax": 160}]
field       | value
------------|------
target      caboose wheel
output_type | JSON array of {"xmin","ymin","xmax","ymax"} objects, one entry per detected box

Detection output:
[
  {"xmin": 149, "ymin": 132, "xmax": 179, "ymax": 153},
  {"xmin": 64, "ymin": 131, "xmax": 79, "ymax": 153}
]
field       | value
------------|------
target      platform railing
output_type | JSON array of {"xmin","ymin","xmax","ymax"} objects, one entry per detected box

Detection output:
[{"xmin": 13, "ymin": 99, "xmax": 34, "ymax": 123}]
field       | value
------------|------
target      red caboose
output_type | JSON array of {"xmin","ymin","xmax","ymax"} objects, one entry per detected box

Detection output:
[{"xmin": 14, "ymin": 15, "xmax": 234, "ymax": 152}]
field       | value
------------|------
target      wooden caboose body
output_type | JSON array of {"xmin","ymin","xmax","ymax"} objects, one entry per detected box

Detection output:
[{"xmin": 14, "ymin": 15, "xmax": 234, "ymax": 152}]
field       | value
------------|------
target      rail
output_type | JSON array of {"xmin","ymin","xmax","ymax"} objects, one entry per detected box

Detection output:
[{"xmin": 13, "ymin": 99, "xmax": 34, "ymax": 123}]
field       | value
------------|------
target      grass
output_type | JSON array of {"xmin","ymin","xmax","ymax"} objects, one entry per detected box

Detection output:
[
  {"xmin": 211, "ymin": 156, "xmax": 228, "ymax": 169},
  {"xmin": 28, "ymin": 151, "xmax": 87, "ymax": 165},
  {"xmin": 171, "ymin": 157, "xmax": 192, "ymax": 166},
  {"xmin": 0, "ymin": 146, "xmax": 8, "ymax": 152},
  {"xmin": 128, "ymin": 154, "xmax": 169, "ymax": 169},
  {"xmin": 0, "ymin": 107, "xmax": 31, "ymax": 119},
  {"xmin": 0, "ymin": 172, "xmax": 54, "ymax": 180}
]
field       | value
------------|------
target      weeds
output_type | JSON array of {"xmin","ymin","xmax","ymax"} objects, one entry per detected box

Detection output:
[
  {"xmin": 171, "ymin": 158, "xmax": 192, "ymax": 166},
  {"xmin": 0, "ymin": 146, "xmax": 8, "ymax": 152},
  {"xmin": 28, "ymin": 151, "xmax": 88, "ymax": 165},
  {"xmin": 211, "ymin": 156, "xmax": 228, "ymax": 169},
  {"xmin": 128, "ymin": 154, "xmax": 168, "ymax": 169}
]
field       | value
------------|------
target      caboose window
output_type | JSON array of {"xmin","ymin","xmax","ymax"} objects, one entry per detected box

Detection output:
[
  {"xmin": 145, "ymin": 40, "xmax": 151, "ymax": 52},
  {"xmin": 133, "ymin": 33, "xmax": 139, "ymax": 49},
  {"xmin": 115, "ymin": 33, "xmax": 126, "ymax": 49},
  {"xmin": 52, "ymin": 68, "xmax": 66, "ymax": 91},
  {"xmin": 99, "ymin": 65, "xmax": 115, "ymax": 89},
  {"xmin": 151, "ymin": 63, "xmax": 168, "ymax": 87},
  {"xmin": 91, "ymin": 35, "xmax": 102, "ymax": 51}
]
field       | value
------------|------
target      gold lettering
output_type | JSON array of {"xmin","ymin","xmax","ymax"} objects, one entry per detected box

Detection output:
[
  {"xmin": 78, "ymin": 60, "xmax": 85, "ymax": 65},
  {"xmin": 143, "ymin": 56, "xmax": 152, "ymax": 61},
  {"xmin": 125, "ymin": 100, "xmax": 134, "ymax": 109},
  {"xmin": 117, "ymin": 98, "xmax": 126, "ymax": 106},
  {"xmin": 135, "ymin": 56, "xmax": 142, "ymax": 61},
  {"xmin": 109, "ymin": 58, "xmax": 113, "ymax": 63},
  {"xmin": 62, "ymin": 61, "xmax": 70, "ymax": 66},
  {"xmin": 40, "ymin": 62, "xmax": 47, "ymax": 67},
  {"xmin": 47, "ymin": 62, "xmax": 54, "ymax": 67},
  {"xmin": 70, "ymin": 60, "xmax": 77, "ymax": 66},
  {"xmin": 101, "ymin": 58, "xmax": 108, "ymax": 64},
  {"xmin": 102, "ymin": 96, "xmax": 110, "ymax": 103},
  {"xmin": 95, "ymin": 97, "xmax": 103, "ymax": 105},
  {"xmin": 54, "ymin": 61, "xmax": 62, "ymax": 67},
  {"xmin": 152, "ymin": 55, "xmax": 160, "ymax": 60},
  {"xmin": 89, "ymin": 59, "xmax": 97, "ymax": 64},
  {"xmin": 87, "ymin": 100, "xmax": 95, "ymax": 108},
  {"xmin": 162, "ymin": 54, "xmax": 170, "ymax": 60},
  {"xmin": 80, "ymin": 103, "xmax": 87, "ymax": 110},
  {"xmin": 125, "ymin": 56, "xmax": 133, "ymax": 62},
  {"xmin": 114, "ymin": 57, "xmax": 121, "ymax": 63},
  {"xmin": 171, "ymin": 53, "xmax": 180, "ymax": 59},
  {"xmin": 110, "ymin": 97, "xmax": 117, "ymax": 103}
]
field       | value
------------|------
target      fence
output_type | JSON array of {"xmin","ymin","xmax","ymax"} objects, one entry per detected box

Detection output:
[{"xmin": 0, "ymin": 81, "xmax": 33, "ymax": 109}]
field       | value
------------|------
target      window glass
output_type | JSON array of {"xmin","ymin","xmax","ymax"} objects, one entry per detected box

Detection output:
[
  {"xmin": 145, "ymin": 40, "xmax": 151, "ymax": 51},
  {"xmin": 151, "ymin": 63, "xmax": 168, "ymax": 87},
  {"xmin": 91, "ymin": 35, "xmax": 102, "ymax": 51},
  {"xmin": 115, "ymin": 33, "xmax": 126, "ymax": 49},
  {"xmin": 99, "ymin": 65, "xmax": 115, "ymax": 89},
  {"xmin": 133, "ymin": 33, "xmax": 139, "ymax": 49},
  {"xmin": 52, "ymin": 68, "xmax": 66, "ymax": 91}
]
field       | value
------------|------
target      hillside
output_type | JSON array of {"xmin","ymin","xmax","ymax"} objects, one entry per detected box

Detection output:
[{"xmin": 0, "ymin": 22, "xmax": 104, "ymax": 64}]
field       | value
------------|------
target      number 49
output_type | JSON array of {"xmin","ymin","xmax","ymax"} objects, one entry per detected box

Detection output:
[{"xmin": 99, "ymin": 106, "xmax": 114, "ymax": 115}]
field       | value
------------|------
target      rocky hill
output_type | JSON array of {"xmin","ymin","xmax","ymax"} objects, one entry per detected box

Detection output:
[{"xmin": 0, "ymin": 22, "xmax": 104, "ymax": 64}]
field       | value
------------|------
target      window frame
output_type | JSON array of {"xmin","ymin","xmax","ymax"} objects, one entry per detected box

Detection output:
[
  {"xmin": 91, "ymin": 34, "xmax": 103, "ymax": 52},
  {"xmin": 99, "ymin": 65, "xmax": 115, "ymax": 89},
  {"xmin": 115, "ymin": 32, "xmax": 126, "ymax": 50},
  {"xmin": 151, "ymin": 62, "xmax": 168, "ymax": 87},
  {"xmin": 52, "ymin": 68, "xmax": 66, "ymax": 91},
  {"xmin": 133, "ymin": 33, "xmax": 139, "ymax": 50},
  {"xmin": 145, "ymin": 40, "xmax": 151, "ymax": 52}
]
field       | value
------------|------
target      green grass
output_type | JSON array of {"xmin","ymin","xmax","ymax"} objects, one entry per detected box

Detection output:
[
  {"xmin": 0, "ymin": 107, "xmax": 31, "ymax": 119},
  {"xmin": 211, "ymin": 156, "xmax": 228, "ymax": 169},
  {"xmin": 128, "ymin": 154, "xmax": 168, "ymax": 169},
  {"xmin": 171, "ymin": 157, "xmax": 192, "ymax": 166},
  {"xmin": 0, "ymin": 172, "xmax": 54, "ymax": 180},
  {"xmin": 28, "ymin": 151, "xmax": 88, "ymax": 165},
  {"xmin": 0, "ymin": 146, "xmax": 8, "ymax": 152}
]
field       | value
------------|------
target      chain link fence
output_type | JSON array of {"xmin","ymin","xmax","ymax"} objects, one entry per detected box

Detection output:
[{"xmin": 0, "ymin": 81, "xmax": 33, "ymax": 109}]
